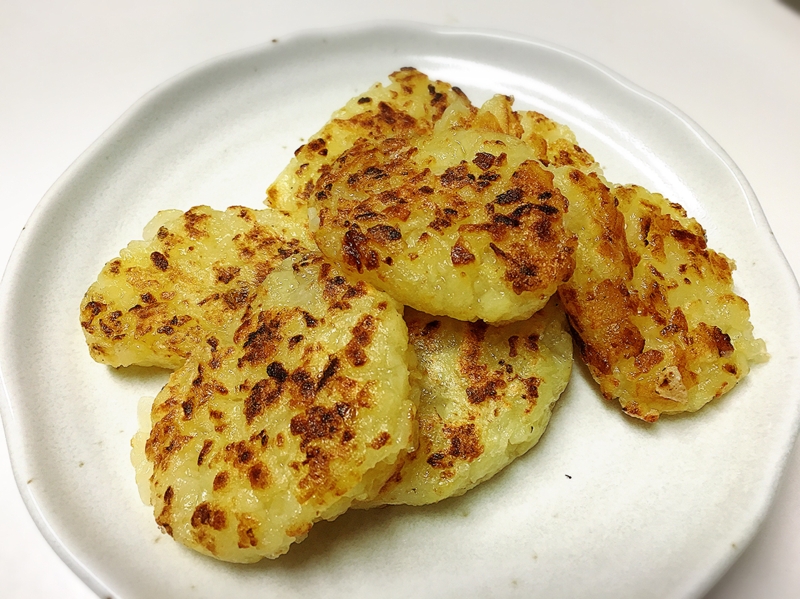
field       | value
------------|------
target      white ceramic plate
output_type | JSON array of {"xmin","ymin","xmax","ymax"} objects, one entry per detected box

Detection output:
[{"xmin": 1, "ymin": 22, "xmax": 799, "ymax": 599}]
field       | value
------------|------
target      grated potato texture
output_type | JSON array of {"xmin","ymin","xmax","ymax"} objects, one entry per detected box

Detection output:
[
  {"xmin": 359, "ymin": 298, "xmax": 572, "ymax": 507},
  {"xmin": 80, "ymin": 206, "xmax": 314, "ymax": 369},
  {"xmin": 558, "ymin": 177, "xmax": 768, "ymax": 421},
  {"xmin": 141, "ymin": 248, "xmax": 416, "ymax": 561},
  {"xmin": 266, "ymin": 67, "xmax": 465, "ymax": 219},
  {"xmin": 310, "ymin": 96, "xmax": 577, "ymax": 323}
]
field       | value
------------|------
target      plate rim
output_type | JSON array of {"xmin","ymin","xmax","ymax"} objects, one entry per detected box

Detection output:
[{"xmin": 1, "ymin": 19, "xmax": 798, "ymax": 599}]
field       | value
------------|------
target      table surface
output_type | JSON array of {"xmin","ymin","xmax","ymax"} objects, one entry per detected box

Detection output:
[{"xmin": 1, "ymin": 1, "xmax": 799, "ymax": 597}]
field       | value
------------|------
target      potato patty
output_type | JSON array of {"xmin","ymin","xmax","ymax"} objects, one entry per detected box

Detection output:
[
  {"xmin": 80, "ymin": 206, "xmax": 313, "ymax": 369},
  {"xmin": 139, "ymin": 249, "xmax": 415, "ymax": 562},
  {"xmin": 558, "ymin": 176, "xmax": 767, "ymax": 421},
  {"xmin": 310, "ymin": 98, "xmax": 577, "ymax": 323},
  {"xmin": 359, "ymin": 298, "xmax": 572, "ymax": 506},
  {"xmin": 266, "ymin": 67, "xmax": 465, "ymax": 219}
]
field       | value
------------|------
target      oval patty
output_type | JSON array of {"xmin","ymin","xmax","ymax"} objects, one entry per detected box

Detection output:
[
  {"xmin": 359, "ymin": 297, "xmax": 572, "ymax": 507},
  {"xmin": 310, "ymin": 98, "xmax": 577, "ymax": 324}
]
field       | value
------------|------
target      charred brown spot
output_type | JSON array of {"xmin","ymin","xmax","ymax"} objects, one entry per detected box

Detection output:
[
  {"xmin": 213, "ymin": 471, "xmax": 229, "ymax": 491},
  {"xmin": 181, "ymin": 400, "xmax": 194, "ymax": 419},
  {"xmin": 560, "ymin": 279, "xmax": 645, "ymax": 375},
  {"xmin": 427, "ymin": 452, "xmax": 447, "ymax": 468},
  {"xmin": 306, "ymin": 138, "xmax": 326, "ymax": 152},
  {"xmin": 495, "ymin": 188, "xmax": 524, "ymax": 205},
  {"xmin": 345, "ymin": 315, "xmax": 376, "ymax": 367},
  {"xmin": 451, "ymin": 239, "xmax": 475, "ymax": 266},
  {"xmin": 108, "ymin": 259, "xmax": 121, "ymax": 274},
  {"xmin": 507, "ymin": 203, "xmax": 535, "ymax": 221},
  {"xmin": 466, "ymin": 380, "xmax": 502, "ymax": 404},
  {"xmin": 711, "ymin": 326, "xmax": 735, "ymax": 356},
  {"xmin": 342, "ymin": 226, "xmax": 380, "ymax": 272},
  {"xmin": 370, "ymin": 431, "xmax": 391, "ymax": 450},
  {"xmin": 237, "ymin": 517, "xmax": 259, "ymax": 549},
  {"xmin": 354, "ymin": 210, "xmax": 380, "ymax": 221},
  {"xmin": 80, "ymin": 301, "xmax": 108, "ymax": 331},
  {"xmin": 343, "ymin": 281, "xmax": 368, "ymax": 300},
  {"xmin": 248, "ymin": 463, "xmax": 270, "ymax": 490},
  {"xmin": 533, "ymin": 204, "xmax": 559, "ymax": 215},
  {"xmin": 521, "ymin": 376, "xmax": 540, "ymax": 403},
  {"xmin": 239, "ymin": 316, "xmax": 282, "ymax": 367},
  {"xmin": 364, "ymin": 166, "xmax": 387, "ymax": 179},
  {"xmin": 244, "ymin": 378, "xmax": 282, "ymax": 424},
  {"xmin": 661, "ymin": 308, "xmax": 689, "ymax": 336},
  {"xmin": 266, "ymin": 361, "xmax": 289, "ymax": 383},
  {"xmin": 428, "ymin": 423, "xmax": 484, "ymax": 468},
  {"xmin": 183, "ymin": 209, "xmax": 211, "ymax": 238},
  {"xmin": 84, "ymin": 300, "xmax": 106, "ymax": 317},
  {"xmin": 634, "ymin": 349, "xmax": 665, "ymax": 373},
  {"xmin": 473, "ymin": 152, "xmax": 497, "ymax": 171},
  {"xmin": 250, "ymin": 429, "xmax": 269, "ymax": 447},
  {"xmin": 421, "ymin": 320, "xmax": 441, "ymax": 336},
  {"xmin": 197, "ymin": 440, "xmax": 213, "ymax": 466},
  {"xmin": 222, "ymin": 286, "xmax": 249, "ymax": 310},
  {"xmin": 214, "ymin": 266, "xmax": 241, "ymax": 284},
  {"xmin": 150, "ymin": 251, "xmax": 169, "ymax": 271},
  {"xmin": 191, "ymin": 502, "xmax": 227, "ymax": 531},
  {"xmin": 367, "ymin": 224, "xmax": 402, "ymax": 244},
  {"xmin": 229, "ymin": 441, "xmax": 253, "ymax": 465},
  {"xmin": 428, "ymin": 215, "xmax": 453, "ymax": 232},
  {"xmin": 440, "ymin": 163, "xmax": 472, "ymax": 188},
  {"xmin": 290, "ymin": 370, "xmax": 316, "ymax": 401},
  {"xmin": 319, "ymin": 262, "xmax": 333, "ymax": 280},
  {"xmin": 290, "ymin": 405, "xmax": 345, "ymax": 448},
  {"xmin": 508, "ymin": 335, "xmax": 519, "ymax": 357},
  {"xmin": 493, "ymin": 213, "xmax": 520, "ymax": 227},
  {"xmin": 670, "ymin": 228, "xmax": 707, "ymax": 250},
  {"xmin": 377, "ymin": 101, "xmax": 417, "ymax": 130},
  {"xmin": 317, "ymin": 356, "xmax": 340, "ymax": 391}
]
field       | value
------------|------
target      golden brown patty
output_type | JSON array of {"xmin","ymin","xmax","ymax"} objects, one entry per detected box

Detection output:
[
  {"xmin": 80, "ymin": 206, "xmax": 313, "ymax": 369},
  {"xmin": 310, "ymin": 98, "xmax": 577, "ymax": 323},
  {"xmin": 557, "ymin": 176, "xmax": 767, "ymax": 421},
  {"xmin": 266, "ymin": 69, "xmax": 590, "ymax": 323},
  {"xmin": 359, "ymin": 298, "xmax": 572, "ymax": 507},
  {"xmin": 266, "ymin": 67, "xmax": 465, "ymax": 219},
  {"xmin": 137, "ymin": 248, "xmax": 415, "ymax": 562}
]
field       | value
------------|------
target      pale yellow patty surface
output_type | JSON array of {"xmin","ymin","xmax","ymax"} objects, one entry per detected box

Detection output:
[
  {"xmin": 360, "ymin": 298, "xmax": 572, "ymax": 506},
  {"xmin": 80, "ymin": 205, "xmax": 314, "ymax": 369}
]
